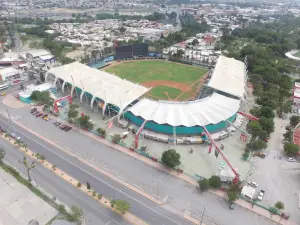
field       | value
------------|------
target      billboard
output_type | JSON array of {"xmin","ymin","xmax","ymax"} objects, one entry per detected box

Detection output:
[{"xmin": 116, "ymin": 43, "xmax": 149, "ymax": 59}]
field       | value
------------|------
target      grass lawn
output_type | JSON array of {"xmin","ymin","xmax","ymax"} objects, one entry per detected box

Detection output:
[
  {"xmin": 105, "ymin": 60, "xmax": 207, "ymax": 85},
  {"xmin": 293, "ymin": 51, "xmax": 300, "ymax": 58},
  {"xmin": 148, "ymin": 86, "xmax": 181, "ymax": 99}
]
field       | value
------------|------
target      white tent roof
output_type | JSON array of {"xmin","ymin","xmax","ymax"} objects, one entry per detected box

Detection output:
[
  {"xmin": 128, "ymin": 93, "xmax": 240, "ymax": 127},
  {"xmin": 207, "ymin": 55, "xmax": 246, "ymax": 99},
  {"xmin": 48, "ymin": 62, "xmax": 149, "ymax": 110}
]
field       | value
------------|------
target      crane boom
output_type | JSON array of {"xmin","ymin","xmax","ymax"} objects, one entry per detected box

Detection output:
[{"xmin": 135, "ymin": 120, "xmax": 147, "ymax": 148}]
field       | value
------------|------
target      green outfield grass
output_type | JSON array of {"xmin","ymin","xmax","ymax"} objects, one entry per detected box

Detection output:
[
  {"xmin": 105, "ymin": 60, "xmax": 207, "ymax": 100},
  {"xmin": 293, "ymin": 51, "xmax": 300, "ymax": 58}
]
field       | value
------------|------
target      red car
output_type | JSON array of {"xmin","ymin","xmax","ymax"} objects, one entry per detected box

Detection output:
[{"xmin": 36, "ymin": 113, "xmax": 43, "ymax": 117}]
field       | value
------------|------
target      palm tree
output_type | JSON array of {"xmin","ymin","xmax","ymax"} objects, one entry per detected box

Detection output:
[{"xmin": 23, "ymin": 156, "xmax": 35, "ymax": 182}]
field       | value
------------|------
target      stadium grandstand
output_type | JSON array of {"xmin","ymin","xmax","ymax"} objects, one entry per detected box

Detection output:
[
  {"xmin": 124, "ymin": 56, "xmax": 247, "ymax": 135},
  {"xmin": 45, "ymin": 56, "xmax": 246, "ymax": 136},
  {"xmin": 45, "ymin": 62, "xmax": 150, "ymax": 114}
]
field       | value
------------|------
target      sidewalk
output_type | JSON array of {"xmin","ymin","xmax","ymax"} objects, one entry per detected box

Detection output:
[
  {"xmin": 80, "ymin": 128, "xmax": 296, "ymax": 225},
  {"xmin": 12, "ymin": 112, "xmax": 294, "ymax": 225}
]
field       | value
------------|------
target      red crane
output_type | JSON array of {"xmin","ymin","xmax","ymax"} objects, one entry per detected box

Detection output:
[
  {"xmin": 203, "ymin": 126, "xmax": 240, "ymax": 184},
  {"xmin": 53, "ymin": 95, "xmax": 72, "ymax": 113},
  {"xmin": 135, "ymin": 120, "xmax": 147, "ymax": 148}
]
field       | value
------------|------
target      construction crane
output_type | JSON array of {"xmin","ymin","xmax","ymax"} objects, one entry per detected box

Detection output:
[
  {"xmin": 135, "ymin": 120, "xmax": 147, "ymax": 148},
  {"xmin": 203, "ymin": 126, "xmax": 240, "ymax": 184},
  {"xmin": 226, "ymin": 119, "xmax": 251, "ymax": 143}
]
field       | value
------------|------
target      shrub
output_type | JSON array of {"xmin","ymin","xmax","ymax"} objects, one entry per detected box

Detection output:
[
  {"xmin": 77, "ymin": 182, "xmax": 81, "ymax": 187},
  {"xmin": 97, "ymin": 194, "xmax": 102, "ymax": 199},
  {"xmin": 209, "ymin": 175, "xmax": 221, "ymax": 189},
  {"xmin": 198, "ymin": 178, "xmax": 210, "ymax": 192}
]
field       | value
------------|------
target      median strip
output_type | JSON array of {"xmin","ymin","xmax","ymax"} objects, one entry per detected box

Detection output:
[
  {"xmin": 14, "ymin": 120, "xmax": 165, "ymax": 206},
  {"xmin": 0, "ymin": 133, "xmax": 148, "ymax": 225}
]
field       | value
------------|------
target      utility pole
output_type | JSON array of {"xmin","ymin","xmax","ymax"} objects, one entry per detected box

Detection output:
[{"xmin": 200, "ymin": 206, "xmax": 206, "ymax": 225}]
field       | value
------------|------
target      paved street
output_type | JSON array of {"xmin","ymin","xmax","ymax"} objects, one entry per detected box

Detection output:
[
  {"xmin": 251, "ymin": 117, "xmax": 300, "ymax": 221},
  {"xmin": 0, "ymin": 103, "xmax": 280, "ymax": 225}
]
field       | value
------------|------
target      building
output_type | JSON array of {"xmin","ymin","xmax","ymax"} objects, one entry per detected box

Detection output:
[
  {"xmin": 124, "ymin": 55, "xmax": 246, "ymax": 135},
  {"xmin": 45, "ymin": 62, "xmax": 149, "ymax": 114},
  {"xmin": 0, "ymin": 67, "xmax": 20, "ymax": 82},
  {"xmin": 293, "ymin": 82, "xmax": 300, "ymax": 106}
]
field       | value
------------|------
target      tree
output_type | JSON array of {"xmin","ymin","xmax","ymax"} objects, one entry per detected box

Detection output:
[
  {"xmin": 227, "ymin": 190, "xmax": 238, "ymax": 202},
  {"xmin": 30, "ymin": 90, "xmax": 50, "ymax": 104},
  {"xmin": 257, "ymin": 130, "xmax": 269, "ymax": 141},
  {"xmin": 283, "ymin": 130, "xmax": 293, "ymax": 142},
  {"xmin": 246, "ymin": 140, "xmax": 267, "ymax": 151},
  {"xmin": 259, "ymin": 117, "xmax": 275, "ymax": 134},
  {"xmin": 23, "ymin": 156, "xmax": 35, "ymax": 182},
  {"xmin": 112, "ymin": 134, "xmax": 121, "ymax": 144},
  {"xmin": 198, "ymin": 178, "xmax": 210, "ymax": 192},
  {"xmin": 119, "ymin": 26, "xmax": 126, "ymax": 33},
  {"xmin": 260, "ymin": 106, "xmax": 275, "ymax": 118},
  {"xmin": 76, "ymin": 115, "xmax": 93, "ymax": 130},
  {"xmin": 284, "ymin": 143, "xmax": 299, "ymax": 156},
  {"xmin": 290, "ymin": 115, "xmax": 300, "ymax": 127},
  {"xmin": 70, "ymin": 206, "xmax": 84, "ymax": 223},
  {"xmin": 97, "ymin": 127, "xmax": 106, "ymax": 137},
  {"xmin": 161, "ymin": 149, "xmax": 181, "ymax": 169},
  {"xmin": 209, "ymin": 175, "xmax": 221, "ymax": 189},
  {"xmin": 67, "ymin": 104, "xmax": 79, "ymax": 122},
  {"xmin": 111, "ymin": 199, "xmax": 130, "ymax": 214},
  {"xmin": 0, "ymin": 148, "xmax": 5, "ymax": 161},
  {"xmin": 192, "ymin": 39, "xmax": 199, "ymax": 46},
  {"xmin": 247, "ymin": 121, "xmax": 263, "ymax": 140},
  {"xmin": 86, "ymin": 181, "xmax": 91, "ymax": 190},
  {"xmin": 275, "ymin": 201, "xmax": 284, "ymax": 210}
]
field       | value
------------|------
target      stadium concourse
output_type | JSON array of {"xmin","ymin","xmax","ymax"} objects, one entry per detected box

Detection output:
[{"xmin": 45, "ymin": 56, "xmax": 252, "ymax": 179}]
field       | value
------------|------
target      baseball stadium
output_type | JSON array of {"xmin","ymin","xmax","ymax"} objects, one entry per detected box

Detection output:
[{"xmin": 45, "ymin": 54, "xmax": 246, "ymax": 136}]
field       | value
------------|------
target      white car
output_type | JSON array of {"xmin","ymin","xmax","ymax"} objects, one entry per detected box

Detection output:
[
  {"xmin": 10, "ymin": 133, "xmax": 16, "ymax": 138},
  {"xmin": 288, "ymin": 158, "xmax": 296, "ymax": 162},
  {"xmin": 16, "ymin": 137, "xmax": 23, "ymax": 142},
  {"xmin": 248, "ymin": 181, "xmax": 258, "ymax": 187},
  {"xmin": 257, "ymin": 190, "xmax": 265, "ymax": 201}
]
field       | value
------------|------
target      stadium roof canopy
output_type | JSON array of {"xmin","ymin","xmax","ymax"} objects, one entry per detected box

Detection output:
[
  {"xmin": 47, "ymin": 62, "xmax": 149, "ymax": 110},
  {"xmin": 128, "ymin": 93, "xmax": 240, "ymax": 127},
  {"xmin": 207, "ymin": 55, "xmax": 246, "ymax": 99}
]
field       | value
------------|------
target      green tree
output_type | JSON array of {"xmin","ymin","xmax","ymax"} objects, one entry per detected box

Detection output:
[
  {"xmin": 111, "ymin": 199, "xmax": 130, "ymax": 214},
  {"xmin": 112, "ymin": 134, "xmax": 121, "ymax": 144},
  {"xmin": 30, "ymin": 91, "xmax": 50, "ymax": 104},
  {"xmin": 76, "ymin": 115, "xmax": 93, "ymax": 130},
  {"xmin": 284, "ymin": 142, "xmax": 299, "ymax": 156},
  {"xmin": 290, "ymin": 115, "xmax": 300, "ymax": 127},
  {"xmin": 227, "ymin": 190, "xmax": 238, "ymax": 202},
  {"xmin": 275, "ymin": 201, "xmax": 284, "ymax": 210},
  {"xmin": 86, "ymin": 181, "xmax": 91, "ymax": 190},
  {"xmin": 67, "ymin": 104, "xmax": 79, "ymax": 122},
  {"xmin": 70, "ymin": 206, "xmax": 84, "ymax": 223},
  {"xmin": 97, "ymin": 127, "xmax": 106, "ymax": 137},
  {"xmin": 259, "ymin": 117, "xmax": 275, "ymax": 134},
  {"xmin": 0, "ymin": 148, "xmax": 5, "ymax": 161},
  {"xmin": 23, "ymin": 156, "xmax": 35, "ymax": 182},
  {"xmin": 247, "ymin": 121, "xmax": 263, "ymax": 140},
  {"xmin": 198, "ymin": 178, "xmax": 210, "ymax": 192},
  {"xmin": 258, "ymin": 130, "xmax": 269, "ymax": 141},
  {"xmin": 161, "ymin": 149, "xmax": 181, "ymax": 168},
  {"xmin": 283, "ymin": 130, "xmax": 293, "ymax": 142},
  {"xmin": 260, "ymin": 106, "xmax": 275, "ymax": 118},
  {"xmin": 246, "ymin": 140, "xmax": 267, "ymax": 151},
  {"xmin": 209, "ymin": 175, "xmax": 221, "ymax": 189}
]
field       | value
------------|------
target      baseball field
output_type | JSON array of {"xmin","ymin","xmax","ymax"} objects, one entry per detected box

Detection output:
[{"xmin": 104, "ymin": 60, "xmax": 208, "ymax": 101}]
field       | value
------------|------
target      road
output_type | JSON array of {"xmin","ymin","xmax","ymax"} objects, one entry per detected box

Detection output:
[
  {"xmin": 2, "ymin": 140, "xmax": 130, "ymax": 225},
  {"xmin": 0, "ymin": 114, "xmax": 193, "ymax": 225},
  {"xmin": 0, "ymin": 102, "xmax": 279, "ymax": 225}
]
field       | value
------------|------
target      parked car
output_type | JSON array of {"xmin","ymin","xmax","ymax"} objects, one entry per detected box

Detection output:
[
  {"xmin": 1, "ymin": 127, "xmax": 6, "ymax": 132},
  {"xmin": 30, "ymin": 108, "xmax": 37, "ymax": 113},
  {"xmin": 36, "ymin": 113, "xmax": 43, "ymax": 117},
  {"xmin": 248, "ymin": 181, "xmax": 258, "ymax": 187},
  {"xmin": 16, "ymin": 137, "xmax": 23, "ymax": 142},
  {"xmin": 10, "ymin": 133, "xmax": 16, "ymax": 138},
  {"xmin": 254, "ymin": 152, "xmax": 266, "ymax": 158},
  {"xmin": 33, "ymin": 111, "xmax": 39, "ymax": 115},
  {"xmin": 288, "ymin": 158, "xmax": 296, "ymax": 162},
  {"xmin": 257, "ymin": 190, "xmax": 265, "ymax": 201},
  {"xmin": 229, "ymin": 202, "xmax": 235, "ymax": 210},
  {"xmin": 65, "ymin": 126, "xmax": 72, "ymax": 132}
]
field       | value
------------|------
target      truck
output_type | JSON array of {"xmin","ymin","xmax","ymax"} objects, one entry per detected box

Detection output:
[
  {"xmin": 257, "ymin": 190, "xmax": 265, "ymax": 201},
  {"xmin": 254, "ymin": 152, "xmax": 266, "ymax": 158}
]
